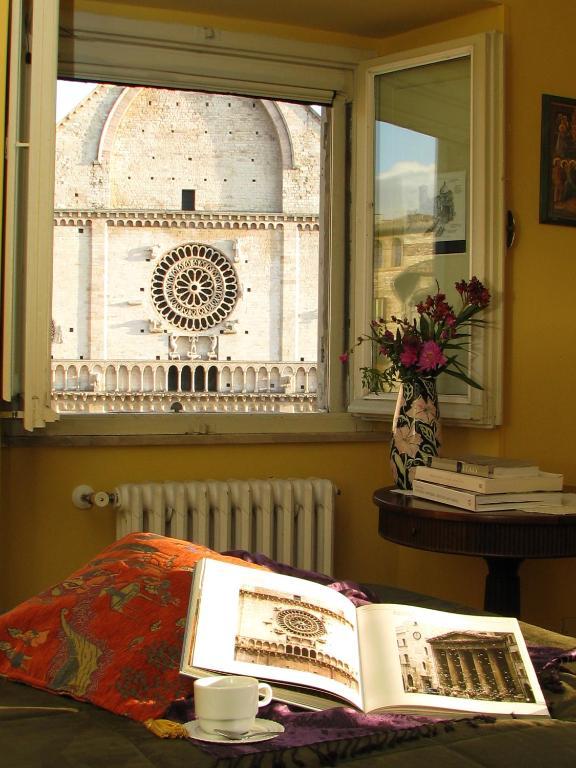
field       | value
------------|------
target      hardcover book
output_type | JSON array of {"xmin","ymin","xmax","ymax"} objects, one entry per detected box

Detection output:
[
  {"xmin": 180, "ymin": 558, "xmax": 548, "ymax": 718},
  {"xmin": 411, "ymin": 479, "xmax": 564, "ymax": 512},
  {"xmin": 413, "ymin": 467, "xmax": 563, "ymax": 495},
  {"xmin": 424, "ymin": 455, "xmax": 540, "ymax": 478}
]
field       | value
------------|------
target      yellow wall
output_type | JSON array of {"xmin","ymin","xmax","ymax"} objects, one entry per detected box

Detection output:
[{"xmin": 2, "ymin": 0, "xmax": 576, "ymax": 633}]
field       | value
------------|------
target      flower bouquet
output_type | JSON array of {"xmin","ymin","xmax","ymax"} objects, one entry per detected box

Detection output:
[{"xmin": 342, "ymin": 277, "xmax": 491, "ymax": 489}]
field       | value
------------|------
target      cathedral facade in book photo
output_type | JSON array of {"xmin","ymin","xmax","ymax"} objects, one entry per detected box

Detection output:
[{"xmin": 234, "ymin": 585, "xmax": 359, "ymax": 690}]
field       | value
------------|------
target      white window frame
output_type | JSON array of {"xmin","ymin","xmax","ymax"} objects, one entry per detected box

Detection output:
[
  {"xmin": 349, "ymin": 32, "xmax": 505, "ymax": 426},
  {"xmin": 3, "ymin": 0, "xmax": 60, "ymax": 430},
  {"xmin": 3, "ymin": 2, "xmax": 379, "ymax": 437}
]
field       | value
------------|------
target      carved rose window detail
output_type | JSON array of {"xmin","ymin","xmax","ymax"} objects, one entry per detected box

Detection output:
[
  {"xmin": 151, "ymin": 243, "xmax": 239, "ymax": 331},
  {"xmin": 275, "ymin": 608, "xmax": 327, "ymax": 638}
]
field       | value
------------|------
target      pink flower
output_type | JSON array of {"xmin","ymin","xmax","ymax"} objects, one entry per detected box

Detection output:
[
  {"xmin": 339, "ymin": 353, "xmax": 349, "ymax": 363},
  {"xmin": 417, "ymin": 340, "xmax": 447, "ymax": 372},
  {"xmin": 399, "ymin": 341, "xmax": 419, "ymax": 367}
]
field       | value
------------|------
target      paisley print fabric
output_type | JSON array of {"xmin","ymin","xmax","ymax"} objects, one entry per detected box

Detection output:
[{"xmin": 0, "ymin": 532, "xmax": 265, "ymax": 721}]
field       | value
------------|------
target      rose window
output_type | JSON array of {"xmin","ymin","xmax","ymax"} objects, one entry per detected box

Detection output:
[
  {"xmin": 151, "ymin": 243, "xmax": 239, "ymax": 331},
  {"xmin": 275, "ymin": 608, "xmax": 327, "ymax": 637}
]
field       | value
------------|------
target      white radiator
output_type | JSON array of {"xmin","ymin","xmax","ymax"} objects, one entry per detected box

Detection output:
[{"xmin": 114, "ymin": 478, "xmax": 336, "ymax": 575}]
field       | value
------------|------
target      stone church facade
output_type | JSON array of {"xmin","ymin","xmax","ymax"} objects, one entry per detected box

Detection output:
[{"xmin": 51, "ymin": 85, "xmax": 321, "ymax": 413}]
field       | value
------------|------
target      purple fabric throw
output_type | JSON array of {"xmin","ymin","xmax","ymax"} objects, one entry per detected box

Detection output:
[
  {"xmin": 165, "ymin": 551, "xmax": 575, "ymax": 764},
  {"xmin": 165, "ymin": 697, "xmax": 491, "ymax": 764}
]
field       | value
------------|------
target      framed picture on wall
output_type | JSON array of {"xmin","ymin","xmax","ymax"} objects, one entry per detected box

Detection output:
[{"xmin": 540, "ymin": 93, "xmax": 576, "ymax": 226}]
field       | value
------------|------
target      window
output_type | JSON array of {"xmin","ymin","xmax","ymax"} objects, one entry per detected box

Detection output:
[
  {"xmin": 350, "ymin": 34, "xmax": 504, "ymax": 425},
  {"xmin": 2, "ymin": 3, "xmax": 504, "ymax": 434},
  {"xmin": 3, "ymin": 1, "xmax": 357, "ymax": 433},
  {"xmin": 181, "ymin": 189, "xmax": 196, "ymax": 211}
]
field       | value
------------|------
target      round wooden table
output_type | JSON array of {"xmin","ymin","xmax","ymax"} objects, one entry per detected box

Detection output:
[{"xmin": 373, "ymin": 486, "xmax": 576, "ymax": 617}]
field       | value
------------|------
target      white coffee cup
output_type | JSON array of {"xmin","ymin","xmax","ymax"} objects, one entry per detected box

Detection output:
[{"xmin": 193, "ymin": 675, "xmax": 273, "ymax": 735}]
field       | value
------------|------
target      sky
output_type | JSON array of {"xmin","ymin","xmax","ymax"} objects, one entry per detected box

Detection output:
[
  {"xmin": 56, "ymin": 80, "xmax": 97, "ymax": 122},
  {"xmin": 375, "ymin": 122, "xmax": 437, "ymax": 218}
]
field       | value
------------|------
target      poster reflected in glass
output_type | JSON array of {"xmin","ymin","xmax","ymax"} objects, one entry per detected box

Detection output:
[
  {"xmin": 426, "ymin": 171, "xmax": 466, "ymax": 253},
  {"xmin": 540, "ymin": 93, "xmax": 576, "ymax": 226}
]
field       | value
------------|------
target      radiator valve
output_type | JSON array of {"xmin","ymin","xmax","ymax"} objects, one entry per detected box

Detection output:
[{"xmin": 72, "ymin": 485, "xmax": 116, "ymax": 509}]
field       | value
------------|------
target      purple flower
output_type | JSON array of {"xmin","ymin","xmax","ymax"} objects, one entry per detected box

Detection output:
[{"xmin": 455, "ymin": 276, "xmax": 491, "ymax": 308}]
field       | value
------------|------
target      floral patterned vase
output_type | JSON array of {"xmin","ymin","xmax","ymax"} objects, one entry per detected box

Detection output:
[{"xmin": 390, "ymin": 378, "xmax": 441, "ymax": 490}]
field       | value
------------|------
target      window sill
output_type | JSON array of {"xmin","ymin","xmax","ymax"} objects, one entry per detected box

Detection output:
[{"xmin": 1, "ymin": 412, "xmax": 391, "ymax": 447}]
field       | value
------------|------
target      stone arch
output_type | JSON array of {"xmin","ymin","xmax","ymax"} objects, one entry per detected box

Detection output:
[
  {"xmin": 260, "ymin": 100, "xmax": 295, "ymax": 170},
  {"xmin": 181, "ymin": 365, "xmax": 192, "ymax": 391},
  {"xmin": 130, "ymin": 365, "xmax": 142, "ymax": 391},
  {"xmin": 96, "ymin": 86, "xmax": 143, "ymax": 166},
  {"xmin": 269, "ymin": 366, "xmax": 280, "ymax": 391},
  {"xmin": 220, "ymin": 366, "xmax": 232, "ymax": 392},
  {"xmin": 142, "ymin": 366, "xmax": 154, "ymax": 391},
  {"xmin": 295, "ymin": 367, "xmax": 307, "ymax": 392},
  {"xmin": 67, "ymin": 365, "xmax": 78, "ymax": 390},
  {"xmin": 167, "ymin": 365, "xmax": 179, "ymax": 391},
  {"xmin": 105, "ymin": 365, "xmax": 117, "ymax": 391},
  {"xmin": 307, "ymin": 366, "xmax": 317, "ymax": 393},
  {"xmin": 53, "ymin": 365, "xmax": 66, "ymax": 391},
  {"xmin": 118, "ymin": 365, "xmax": 129, "ymax": 391},
  {"xmin": 194, "ymin": 366, "xmax": 206, "ymax": 391},
  {"xmin": 233, "ymin": 366, "xmax": 244, "ymax": 393},
  {"xmin": 281, "ymin": 365, "xmax": 294, "ymax": 393},
  {"xmin": 155, "ymin": 366, "xmax": 166, "ymax": 391},
  {"xmin": 257, "ymin": 367, "xmax": 269, "ymax": 391},
  {"xmin": 245, "ymin": 367, "xmax": 256, "ymax": 392}
]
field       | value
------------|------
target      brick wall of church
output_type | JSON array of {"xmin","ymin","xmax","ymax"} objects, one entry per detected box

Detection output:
[{"xmin": 52, "ymin": 85, "xmax": 321, "ymax": 365}]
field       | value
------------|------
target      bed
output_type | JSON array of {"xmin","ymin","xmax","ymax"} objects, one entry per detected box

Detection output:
[{"xmin": 2, "ymin": 532, "xmax": 576, "ymax": 768}]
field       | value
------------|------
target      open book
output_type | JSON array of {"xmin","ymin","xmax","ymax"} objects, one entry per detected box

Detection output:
[{"xmin": 180, "ymin": 558, "xmax": 548, "ymax": 718}]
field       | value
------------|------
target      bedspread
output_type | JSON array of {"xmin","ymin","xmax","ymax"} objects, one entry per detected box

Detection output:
[
  {"xmin": 3, "ymin": 676, "xmax": 576, "ymax": 768},
  {"xmin": 3, "ymin": 582, "xmax": 576, "ymax": 768}
]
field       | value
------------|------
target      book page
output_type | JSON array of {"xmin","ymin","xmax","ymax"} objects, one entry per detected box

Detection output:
[
  {"xmin": 357, "ymin": 604, "xmax": 548, "ymax": 717},
  {"xmin": 181, "ymin": 558, "xmax": 363, "ymax": 709}
]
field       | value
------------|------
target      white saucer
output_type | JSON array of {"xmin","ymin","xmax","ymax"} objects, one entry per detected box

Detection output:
[{"xmin": 184, "ymin": 718, "xmax": 284, "ymax": 744}]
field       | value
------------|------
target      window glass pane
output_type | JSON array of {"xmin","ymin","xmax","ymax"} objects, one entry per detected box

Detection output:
[
  {"xmin": 373, "ymin": 55, "xmax": 470, "ymax": 395},
  {"xmin": 51, "ymin": 82, "xmax": 324, "ymax": 415}
]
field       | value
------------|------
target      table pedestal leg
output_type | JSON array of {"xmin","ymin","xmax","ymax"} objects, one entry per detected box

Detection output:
[{"xmin": 484, "ymin": 557, "xmax": 523, "ymax": 617}]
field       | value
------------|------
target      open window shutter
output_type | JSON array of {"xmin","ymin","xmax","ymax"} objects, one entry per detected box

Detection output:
[{"xmin": 3, "ymin": 0, "xmax": 59, "ymax": 429}]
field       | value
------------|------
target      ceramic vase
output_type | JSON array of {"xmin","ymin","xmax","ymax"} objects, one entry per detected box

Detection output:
[{"xmin": 390, "ymin": 377, "xmax": 441, "ymax": 490}]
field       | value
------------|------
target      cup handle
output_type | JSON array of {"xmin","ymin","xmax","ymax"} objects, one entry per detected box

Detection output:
[{"xmin": 257, "ymin": 682, "xmax": 273, "ymax": 707}]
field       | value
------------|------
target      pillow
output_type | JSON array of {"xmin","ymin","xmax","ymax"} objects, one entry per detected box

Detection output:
[{"xmin": 0, "ymin": 532, "xmax": 266, "ymax": 721}]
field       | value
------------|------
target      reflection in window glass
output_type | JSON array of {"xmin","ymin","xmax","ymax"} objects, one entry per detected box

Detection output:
[{"xmin": 373, "ymin": 56, "xmax": 470, "ymax": 395}]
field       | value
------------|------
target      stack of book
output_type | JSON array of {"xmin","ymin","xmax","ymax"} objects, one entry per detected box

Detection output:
[{"xmin": 411, "ymin": 454, "xmax": 564, "ymax": 511}]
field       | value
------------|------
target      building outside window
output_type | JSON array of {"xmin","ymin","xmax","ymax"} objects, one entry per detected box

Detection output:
[{"xmin": 51, "ymin": 83, "xmax": 323, "ymax": 415}]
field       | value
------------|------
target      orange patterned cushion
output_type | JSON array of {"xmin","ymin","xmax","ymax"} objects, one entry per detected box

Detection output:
[{"xmin": 0, "ymin": 532, "xmax": 266, "ymax": 721}]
